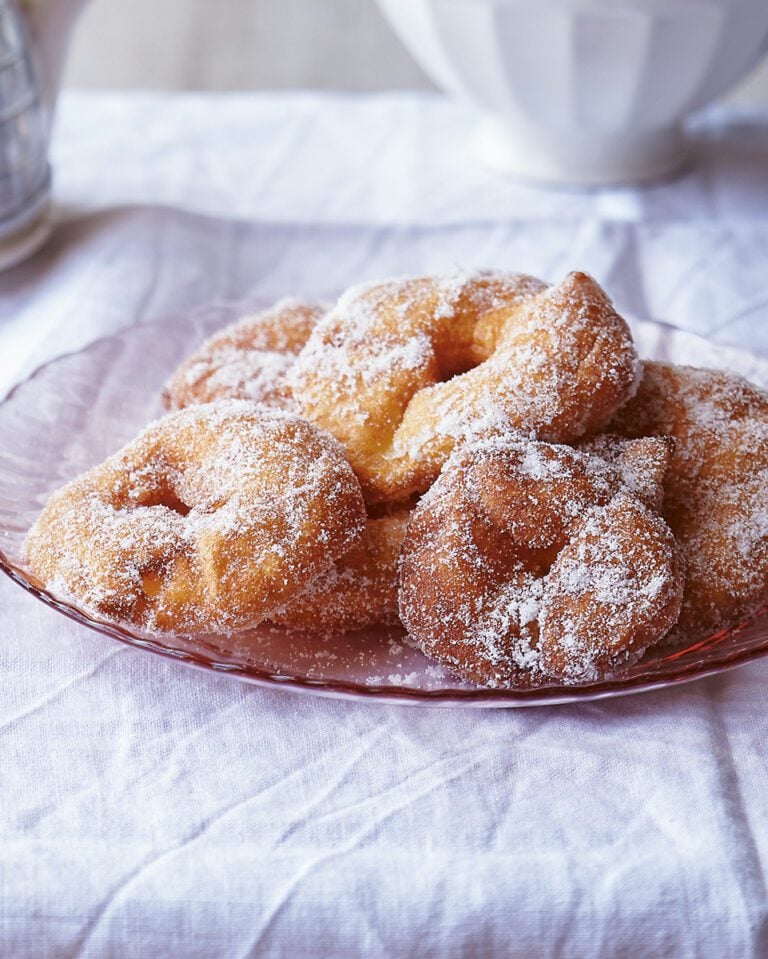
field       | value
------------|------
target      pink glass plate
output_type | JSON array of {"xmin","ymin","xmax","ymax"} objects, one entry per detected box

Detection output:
[{"xmin": 3, "ymin": 302, "xmax": 768, "ymax": 707}]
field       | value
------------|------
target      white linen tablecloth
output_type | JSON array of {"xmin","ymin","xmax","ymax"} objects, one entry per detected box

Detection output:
[{"xmin": 2, "ymin": 91, "xmax": 768, "ymax": 958}]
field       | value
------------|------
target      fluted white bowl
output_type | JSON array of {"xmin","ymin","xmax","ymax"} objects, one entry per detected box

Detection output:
[{"xmin": 375, "ymin": 0, "xmax": 768, "ymax": 184}]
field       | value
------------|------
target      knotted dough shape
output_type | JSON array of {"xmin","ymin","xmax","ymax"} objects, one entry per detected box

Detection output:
[
  {"xmin": 291, "ymin": 270, "xmax": 639, "ymax": 503},
  {"xmin": 398, "ymin": 434, "xmax": 683, "ymax": 687},
  {"xmin": 26, "ymin": 401, "xmax": 366, "ymax": 633}
]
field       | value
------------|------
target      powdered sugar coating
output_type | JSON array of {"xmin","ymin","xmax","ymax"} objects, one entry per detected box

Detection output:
[
  {"xmin": 539, "ymin": 493, "xmax": 683, "ymax": 684},
  {"xmin": 608, "ymin": 361, "xmax": 768, "ymax": 644},
  {"xmin": 164, "ymin": 298, "xmax": 324, "ymax": 411},
  {"xmin": 578, "ymin": 433, "xmax": 674, "ymax": 512},
  {"xmin": 269, "ymin": 508, "xmax": 410, "ymax": 632},
  {"xmin": 291, "ymin": 270, "xmax": 639, "ymax": 503},
  {"xmin": 25, "ymin": 401, "xmax": 366, "ymax": 633},
  {"xmin": 398, "ymin": 434, "xmax": 682, "ymax": 688}
]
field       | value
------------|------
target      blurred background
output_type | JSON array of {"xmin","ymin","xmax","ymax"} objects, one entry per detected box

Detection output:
[{"xmin": 62, "ymin": 0, "xmax": 768, "ymax": 102}]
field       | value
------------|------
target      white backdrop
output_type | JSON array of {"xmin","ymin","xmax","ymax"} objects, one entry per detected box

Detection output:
[
  {"xmin": 63, "ymin": 0, "xmax": 429, "ymax": 91},
  {"xmin": 62, "ymin": 0, "xmax": 768, "ymax": 102},
  {"xmin": 2, "ymin": 89, "xmax": 768, "ymax": 956}
]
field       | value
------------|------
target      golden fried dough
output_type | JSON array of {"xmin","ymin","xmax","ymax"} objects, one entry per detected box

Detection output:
[
  {"xmin": 25, "ymin": 401, "xmax": 366, "ymax": 633},
  {"xmin": 291, "ymin": 271, "xmax": 638, "ymax": 503},
  {"xmin": 398, "ymin": 435, "xmax": 682, "ymax": 687},
  {"xmin": 608, "ymin": 361, "xmax": 768, "ymax": 644},
  {"xmin": 165, "ymin": 298, "xmax": 323, "ymax": 411},
  {"xmin": 270, "ymin": 509, "xmax": 410, "ymax": 632}
]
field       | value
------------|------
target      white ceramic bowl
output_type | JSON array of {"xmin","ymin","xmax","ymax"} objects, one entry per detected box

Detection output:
[{"xmin": 375, "ymin": 0, "xmax": 768, "ymax": 184}]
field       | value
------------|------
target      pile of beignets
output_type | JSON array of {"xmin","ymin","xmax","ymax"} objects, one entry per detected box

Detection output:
[{"xmin": 25, "ymin": 270, "xmax": 768, "ymax": 687}]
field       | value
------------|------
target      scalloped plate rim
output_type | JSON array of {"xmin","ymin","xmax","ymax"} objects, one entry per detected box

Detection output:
[{"xmin": 3, "ymin": 302, "xmax": 768, "ymax": 707}]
